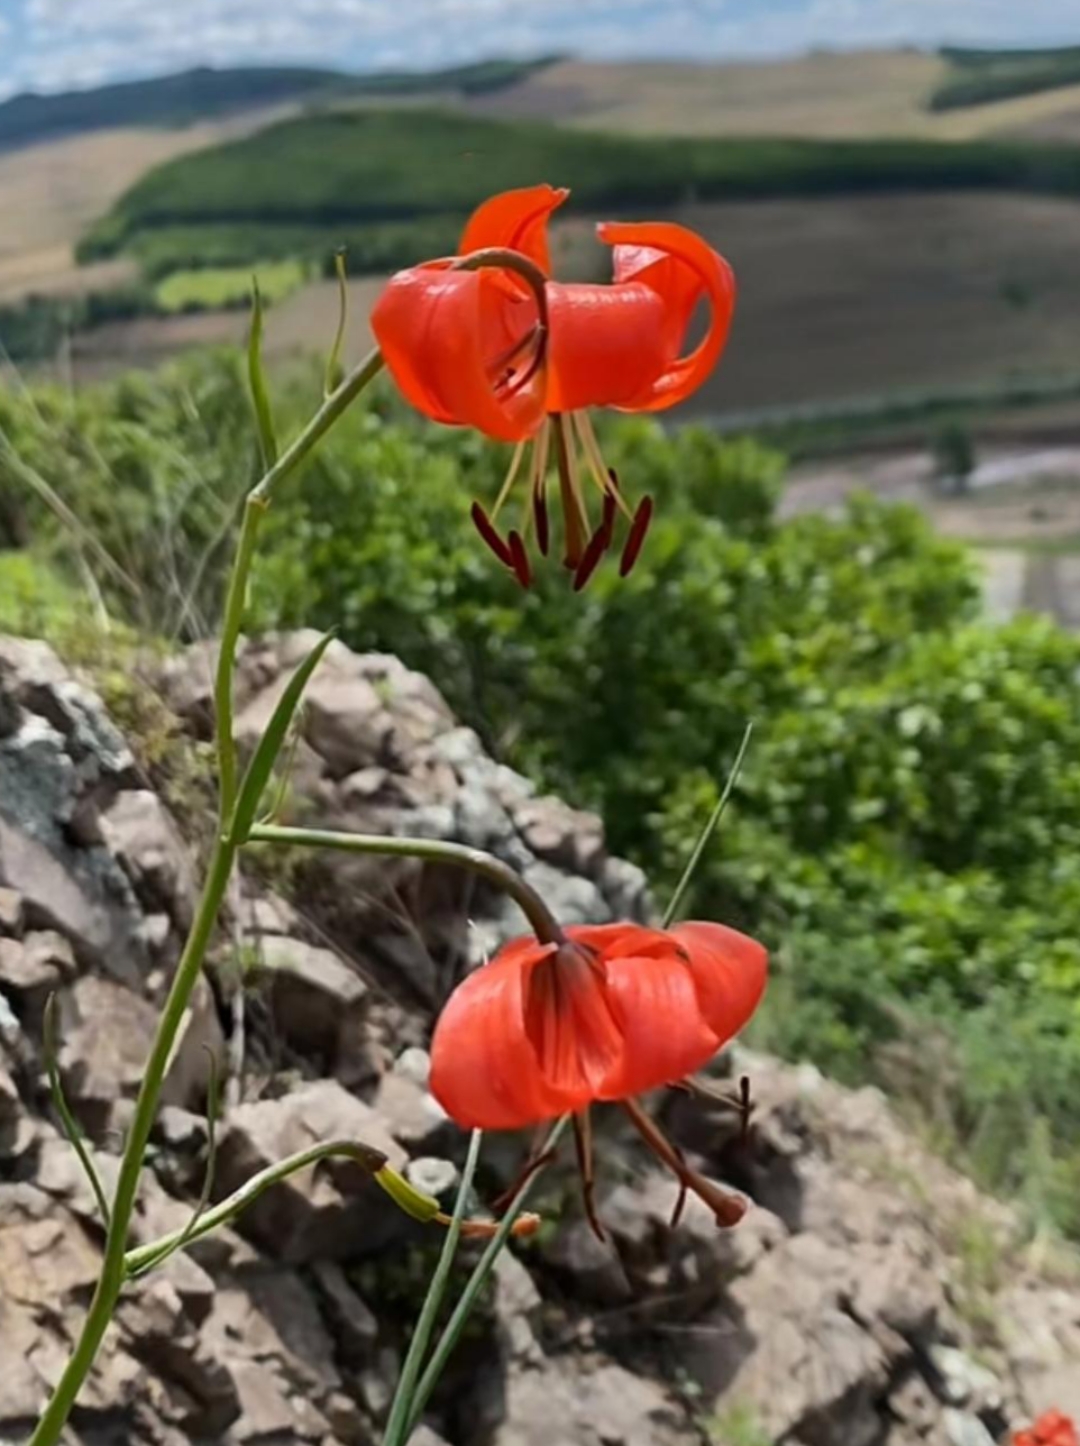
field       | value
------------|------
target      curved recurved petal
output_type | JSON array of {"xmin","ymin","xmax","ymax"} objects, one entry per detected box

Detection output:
[
  {"xmin": 670, "ymin": 922, "xmax": 768, "ymax": 1045},
  {"xmin": 429, "ymin": 940, "xmax": 573, "ymax": 1130},
  {"xmin": 598, "ymin": 947, "xmax": 721, "ymax": 1099},
  {"xmin": 598, "ymin": 220, "xmax": 736, "ymax": 412},
  {"xmin": 545, "ymin": 280, "xmax": 670, "ymax": 413},
  {"xmin": 371, "ymin": 264, "xmax": 546, "ymax": 442},
  {"xmin": 459, "ymin": 184, "xmax": 569, "ymax": 274}
]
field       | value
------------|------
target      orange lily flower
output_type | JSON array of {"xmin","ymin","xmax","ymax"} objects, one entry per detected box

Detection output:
[
  {"xmin": 1014, "ymin": 1414, "xmax": 1080, "ymax": 1446},
  {"xmin": 371, "ymin": 184, "xmax": 736, "ymax": 587},
  {"xmin": 429, "ymin": 920, "xmax": 766, "ymax": 1234}
]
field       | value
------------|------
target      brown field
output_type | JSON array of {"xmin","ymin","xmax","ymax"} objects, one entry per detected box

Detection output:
[
  {"xmin": 54, "ymin": 190, "xmax": 1080, "ymax": 421},
  {"xmin": 0, "ymin": 104, "xmax": 298, "ymax": 304},
  {"xmin": 470, "ymin": 51, "xmax": 1080, "ymax": 141}
]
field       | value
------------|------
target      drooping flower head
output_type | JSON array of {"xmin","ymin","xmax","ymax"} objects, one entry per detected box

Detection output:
[
  {"xmin": 1014, "ymin": 1413, "xmax": 1080, "ymax": 1446},
  {"xmin": 430, "ymin": 920, "xmax": 767, "ymax": 1234},
  {"xmin": 371, "ymin": 185, "xmax": 736, "ymax": 587}
]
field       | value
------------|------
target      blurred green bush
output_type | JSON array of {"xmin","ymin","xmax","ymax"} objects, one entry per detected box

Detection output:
[{"xmin": 4, "ymin": 350, "xmax": 1079, "ymax": 1235}]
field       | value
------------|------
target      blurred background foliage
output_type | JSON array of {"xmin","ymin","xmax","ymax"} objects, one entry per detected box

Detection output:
[{"xmin": 3, "ymin": 350, "xmax": 1080, "ymax": 1236}]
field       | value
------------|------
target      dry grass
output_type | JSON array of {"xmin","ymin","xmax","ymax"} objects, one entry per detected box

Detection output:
[
  {"xmin": 469, "ymin": 50, "xmax": 1080, "ymax": 141},
  {"xmin": 678, "ymin": 191, "xmax": 1080, "ymax": 415},
  {"xmin": 0, "ymin": 104, "xmax": 297, "ymax": 303}
]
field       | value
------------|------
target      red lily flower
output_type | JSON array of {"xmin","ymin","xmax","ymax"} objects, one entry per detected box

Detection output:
[
  {"xmin": 1014, "ymin": 1414, "xmax": 1080, "ymax": 1446},
  {"xmin": 371, "ymin": 184, "xmax": 736, "ymax": 587},
  {"xmin": 429, "ymin": 920, "xmax": 766, "ymax": 1234}
]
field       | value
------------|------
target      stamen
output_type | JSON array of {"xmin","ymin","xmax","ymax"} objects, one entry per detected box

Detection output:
[
  {"xmin": 572, "ymin": 1109, "xmax": 606, "ymax": 1242},
  {"xmin": 491, "ymin": 440, "xmax": 528, "ymax": 522},
  {"xmin": 507, "ymin": 529, "xmax": 532, "ymax": 589},
  {"xmin": 619, "ymin": 496, "xmax": 654, "ymax": 578},
  {"xmin": 574, "ymin": 411, "xmax": 634, "ymax": 522},
  {"xmin": 471, "ymin": 501, "xmax": 514, "ymax": 567},
  {"xmin": 491, "ymin": 1146, "xmax": 559, "ymax": 1215},
  {"xmin": 601, "ymin": 473, "xmax": 618, "ymax": 547},
  {"xmin": 530, "ymin": 419, "xmax": 552, "ymax": 557},
  {"xmin": 505, "ymin": 324, "xmax": 547, "ymax": 397},
  {"xmin": 669, "ymin": 1179, "xmax": 689, "ymax": 1230},
  {"xmin": 572, "ymin": 525, "xmax": 609, "ymax": 593},
  {"xmin": 621, "ymin": 1097, "xmax": 747, "ymax": 1229},
  {"xmin": 489, "ymin": 324, "xmax": 543, "ymax": 393},
  {"xmin": 553, "ymin": 413, "xmax": 588, "ymax": 569},
  {"xmin": 534, "ymin": 488, "xmax": 550, "ymax": 557}
]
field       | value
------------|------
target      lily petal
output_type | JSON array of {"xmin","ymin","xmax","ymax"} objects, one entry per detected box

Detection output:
[
  {"xmin": 598, "ymin": 947, "xmax": 721, "ymax": 1098},
  {"xmin": 371, "ymin": 264, "xmax": 546, "ymax": 442},
  {"xmin": 545, "ymin": 280, "xmax": 671, "ymax": 413},
  {"xmin": 429, "ymin": 939, "xmax": 574, "ymax": 1129},
  {"xmin": 599, "ymin": 220, "xmax": 736, "ymax": 412},
  {"xmin": 459, "ymin": 183, "xmax": 569, "ymax": 274},
  {"xmin": 670, "ymin": 921, "xmax": 768, "ymax": 1043}
]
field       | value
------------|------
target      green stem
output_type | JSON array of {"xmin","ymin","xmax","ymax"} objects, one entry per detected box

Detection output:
[
  {"xmin": 248, "ymin": 824, "xmax": 565, "ymax": 946},
  {"xmin": 125, "ymin": 1139, "xmax": 387, "ymax": 1276},
  {"xmin": 27, "ymin": 836, "xmax": 237, "ymax": 1446},
  {"xmin": 28, "ymin": 345, "xmax": 390, "ymax": 1446},
  {"xmin": 250, "ymin": 345, "xmax": 385, "ymax": 504},
  {"xmin": 215, "ymin": 496, "xmax": 265, "ymax": 821},
  {"xmin": 383, "ymin": 1130, "xmax": 483, "ymax": 1446},
  {"xmin": 404, "ymin": 1116, "xmax": 570, "ymax": 1437}
]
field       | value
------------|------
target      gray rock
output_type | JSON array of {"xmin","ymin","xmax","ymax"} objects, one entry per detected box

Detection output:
[
  {"xmin": 372, "ymin": 1071, "xmax": 450, "ymax": 1156},
  {"xmin": 215, "ymin": 1081, "xmax": 406, "ymax": 1262},
  {"xmin": 404, "ymin": 1156, "xmax": 458, "ymax": 1201},
  {"xmin": 98, "ymin": 789, "xmax": 196, "ymax": 928},
  {"xmin": 486, "ymin": 1356, "xmax": 696, "ymax": 1446},
  {"xmin": 250, "ymin": 934, "xmax": 368, "ymax": 1067},
  {"xmin": 310, "ymin": 1260, "xmax": 379, "ymax": 1362},
  {"xmin": 0, "ymin": 888, "xmax": 23, "ymax": 937}
]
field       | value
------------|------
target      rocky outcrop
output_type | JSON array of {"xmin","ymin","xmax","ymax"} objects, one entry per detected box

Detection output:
[{"xmin": 1, "ymin": 632, "xmax": 1077, "ymax": 1446}]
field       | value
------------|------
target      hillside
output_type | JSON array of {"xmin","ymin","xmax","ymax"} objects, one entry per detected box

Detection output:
[
  {"xmin": 0, "ymin": 58, "xmax": 555, "ymax": 154},
  {"xmin": 2, "ymin": 629, "xmax": 1076, "ymax": 1441},
  {"xmin": 470, "ymin": 48, "xmax": 1080, "ymax": 141},
  {"xmin": 81, "ymin": 106, "xmax": 1080, "ymax": 269}
]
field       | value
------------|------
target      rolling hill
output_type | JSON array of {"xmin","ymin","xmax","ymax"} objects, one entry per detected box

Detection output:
[{"xmin": 0, "ymin": 58, "xmax": 556, "ymax": 155}]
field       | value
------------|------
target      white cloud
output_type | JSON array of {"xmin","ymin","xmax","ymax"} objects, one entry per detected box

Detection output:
[{"xmin": 4, "ymin": 0, "xmax": 1080, "ymax": 96}]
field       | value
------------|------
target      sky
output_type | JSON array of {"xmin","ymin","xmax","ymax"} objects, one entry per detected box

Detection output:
[{"xmin": 1, "ymin": 0, "xmax": 1080, "ymax": 100}]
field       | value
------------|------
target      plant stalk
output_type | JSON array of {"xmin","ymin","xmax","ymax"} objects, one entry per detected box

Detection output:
[
  {"xmin": 383, "ymin": 1130, "xmax": 483, "ymax": 1446},
  {"xmin": 248, "ymin": 823, "xmax": 565, "ymax": 945}
]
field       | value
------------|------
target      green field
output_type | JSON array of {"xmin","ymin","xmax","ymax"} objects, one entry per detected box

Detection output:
[
  {"xmin": 154, "ymin": 258, "xmax": 306, "ymax": 312},
  {"xmin": 84, "ymin": 107, "xmax": 1080, "ymax": 280}
]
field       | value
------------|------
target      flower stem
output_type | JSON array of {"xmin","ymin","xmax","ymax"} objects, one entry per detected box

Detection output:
[
  {"xmin": 215, "ymin": 496, "xmax": 266, "ymax": 822},
  {"xmin": 27, "ymin": 836, "xmax": 238, "ymax": 1446},
  {"xmin": 383, "ymin": 1129, "xmax": 483, "ymax": 1446},
  {"xmin": 247, "ymin": 823, "xmax": 565, "ymax": 946},
  {"xmin": 404, "ymin": 1115, "xmax": 571, "ymax": 1437},
  {"xmin": 125, "ymin": 1139, "xmax": 387, "ymax": 1276},
  {"xmin": 27, "ymin": 345, "xmax": 389, "ymax": 1446}
]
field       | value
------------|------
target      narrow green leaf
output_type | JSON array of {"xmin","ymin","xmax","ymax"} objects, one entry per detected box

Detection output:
[
  {"xmin": 248, "ymin": 278, "xmax": 278, "ymax": 469},
  {"xmin": 662, "ymin": 721, "xmax": 754, "ymax": 928},
  {"xmin": 324, "ymin": 248, "xmax": 349, "ymax": 398},
  {"xmin": 230, "ymin": 629, "xmax": 335, "ymax": 844},
  {"xmin": 43, "ymin": 995, "xmax": 112, "ymax": 1229}
]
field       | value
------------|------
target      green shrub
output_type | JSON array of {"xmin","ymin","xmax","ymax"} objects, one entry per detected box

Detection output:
[{"xmin": 6, "ymin": 352, "xmax": 1080, "ymax": 1233}]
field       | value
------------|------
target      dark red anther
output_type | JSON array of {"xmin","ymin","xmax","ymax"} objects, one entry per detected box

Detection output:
[
  {"xmin": 471, "ymin": 501, "xmax": 514, "ymax": 567},
  {"xmin": 619, "ymin": 496, "xmax": 654, "ymax": 578},
  {"xmin": 572, "ymin": 525, "xmax": 609, "ymax": 593},
  {"xmin": 533, "ymin": 487, "xmax": 550, "ymax": 557},
  {"xmin": 600, "ymin": 487, "xmax": 617, "ymax": 549},
  {"xmin": 668, "ymin": 1179, "xmax": 689, "ymax": 1230},
  {"xmin": 507, "ymin": 530, "xmax": 532, "ymax": 589}
]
